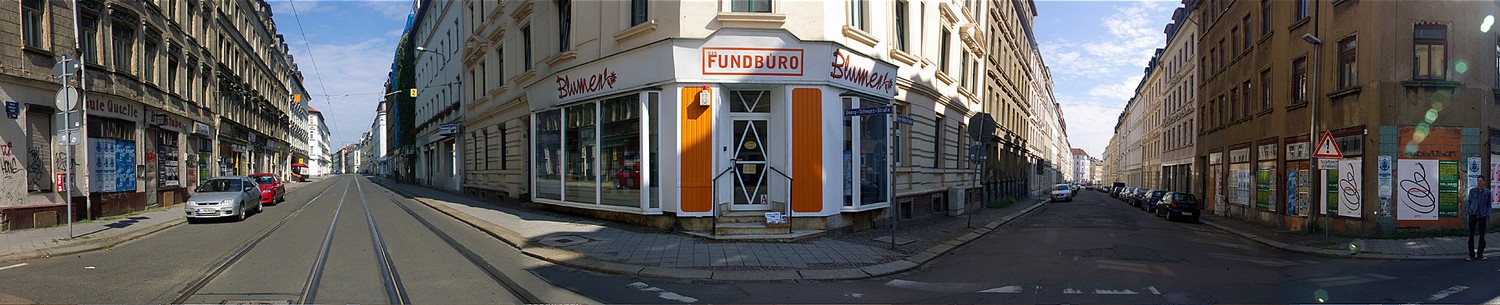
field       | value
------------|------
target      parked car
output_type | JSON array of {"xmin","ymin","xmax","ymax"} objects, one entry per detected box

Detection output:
[
  {"xmin": 184, "ymin": 177, "xmax": 263, "ymax": 223},
  {"xmin": 1051, "ymin": 184, "xmax": 1074, "ymax": 202},
  {"xmin": 1156, "ymin": 192, "xmax": 1202, "ymax": 222},
  {"xmin": 613, "ymin": 164, "xmax": 641, "ymax": 189},
  {"xmin": 1140, "ymin": 190, "xmax": 1168, "ymax": 213},
  {"xmin": 248, "ymin": 173, "xmax": 286, "ymax": 205},
  {"xmin": 1128, "ymin": 188, "xmax": 1149, "ymax": 207}
]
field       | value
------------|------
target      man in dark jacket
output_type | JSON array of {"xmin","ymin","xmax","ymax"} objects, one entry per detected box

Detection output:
[{"xmin": 1467, "ymin": 175, "xmax": 1492, "ymax": 260}]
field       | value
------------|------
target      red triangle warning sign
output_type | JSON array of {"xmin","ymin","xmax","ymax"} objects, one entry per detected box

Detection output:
[{"xmin": 1312, "ymin": 131, "xmax": 1343, "ymax": 158}]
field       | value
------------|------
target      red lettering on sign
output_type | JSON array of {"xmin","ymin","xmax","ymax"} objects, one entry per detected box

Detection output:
[
  {"xmin": 830, "ymin": 49, "xmax": 895, "ymax": 94},
  {"xmin": 556, "ymin": 67, "xmax": 620, "ymax": 100}
]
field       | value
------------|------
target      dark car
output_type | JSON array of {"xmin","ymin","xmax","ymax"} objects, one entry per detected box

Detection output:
[
  {"xmin": 1128, "ymin": 188, "xmax": 1149, "ymax": 207},
  {"xmin": 1156, "ymin": 192, "xmax": 1202, "ymax": 222},
  {"xmin": 1140, "ymin": 190, "xmax": 1168, "ymax": 213},
  {"xmin": 248, "ymin": 173, "xmax": 286, "ymax": 205}
]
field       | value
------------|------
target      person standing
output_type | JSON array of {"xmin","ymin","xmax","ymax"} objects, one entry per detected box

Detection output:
[{"xmin": 1467, "ymin": 175, "xmax": 1492, "ymax": 261}]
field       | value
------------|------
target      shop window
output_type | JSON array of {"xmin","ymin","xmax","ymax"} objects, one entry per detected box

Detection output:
[
  {"xmin": 600, "ymin": 95, "xmax": 641, "ymax": 207},
  {"xmin": 843, "ymin": 97, "xmax": 891, "ymax": 208},
  {"xmin": 647, "ymin": 92, "xmax": 660, "ymax": 210},
  {"xmin": 534, "ymin": 109, "xmax": 562, "ymax": 200},
  {"xmin": 564, "ymin": 103, "xmax": 597, "ymax": 204}
]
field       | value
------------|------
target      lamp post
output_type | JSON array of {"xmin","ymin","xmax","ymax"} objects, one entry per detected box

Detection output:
[{"xmin": 1302, "ymin": 33, "xmax": 1325, "ymax": 239}]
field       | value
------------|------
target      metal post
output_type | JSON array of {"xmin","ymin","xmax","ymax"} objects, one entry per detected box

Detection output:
[
  {"xmin": 888, "ymin": 106, "xmax": 896, "ymax": 250},
  {"xmin": 67, "ymin": 0, "xmax": 88, "ymax": 235}
]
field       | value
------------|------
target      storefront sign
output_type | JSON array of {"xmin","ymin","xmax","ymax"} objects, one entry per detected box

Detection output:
[
  {"xmin": 193, "ymin": 122, "xmax": 212, "ymax": 136},
  {"xmin": 86, "ymin": 98, "xmax": 142, "ymax": 120},
  {"xmin": 830, "ymin": 49, "xmax": 895, "ymax": 94},
  {"xmin": 555, "ymin": 67, "xmax": 619, "ymax": 99},
  {"xmin": 150, "ymin": 112, "xmax": 187, "ymax": 132},
  {"xmin": 701, "ymin": 47, "xmax": 803, "ymax": 76}
]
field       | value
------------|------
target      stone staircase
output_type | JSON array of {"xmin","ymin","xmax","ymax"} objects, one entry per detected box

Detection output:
[{"xmin": 713, "ymin": 211, "xmax": 791, "ymax": 235}]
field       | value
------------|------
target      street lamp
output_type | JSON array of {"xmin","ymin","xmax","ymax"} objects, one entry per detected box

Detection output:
[
  {"xmin": 415, "ymin": 46, "xmax": 449, "ymax": 62},
  {"xmin": 1302, "ymin": 33, "xmax": 1326, "ymax": 239}
]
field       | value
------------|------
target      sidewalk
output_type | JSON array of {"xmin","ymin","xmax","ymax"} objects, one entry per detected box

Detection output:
[
  {"xmin": 1201, "ymin": 214, "xmax": 1500, "ymax": 260},
  {"xmin": 371, "ymin": 177, "xmax": 1050, "ymax": 281},
  {"xmin": 0, "ymin": 176, "xmax": 327, "ymax": 264}
]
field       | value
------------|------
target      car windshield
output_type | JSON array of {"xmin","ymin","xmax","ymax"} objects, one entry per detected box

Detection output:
[
  {"xmin": 198, "ymin": 179, "xmax": 242, "ymax": 193},
  {"xmin": 255, "ymin": 176, "xmax": 276, "ymax": 185},
  {"xmin": 1151, "ymin": 192, "xmax": 1166, "ymax": 198},
  {"xmin": 1173, "ymin": 193, "xmax": 1199, "ymax": 204},
  {"xmin": 1055, "ymin": 185, "xmax": 1070, "ymax": 190}
]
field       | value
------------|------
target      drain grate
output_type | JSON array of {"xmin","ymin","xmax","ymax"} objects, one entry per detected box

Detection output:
[
  {"xmin": 1162, "ymin": 291, "xmax": 1216, "ymax": 305},
  {"xmin": 537, "ymin": 235, "xmax": 592, "ymax": 247}
]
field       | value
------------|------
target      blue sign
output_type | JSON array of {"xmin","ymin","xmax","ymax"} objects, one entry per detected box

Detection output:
[
  {"xmin": 896, "ymin": 115, "xmax": 914, "ymax": 125},
  {"xmin": 4, "ymin": 101, "xmax": 17, "ymax": 119},
  {"xmin": 843, "ymin": 106, "xmax": 892, "ymax": 116}
]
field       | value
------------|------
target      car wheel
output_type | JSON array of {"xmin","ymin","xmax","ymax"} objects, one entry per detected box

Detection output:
[
  {"xmin": 1164, "ymin": 210, "xmax": 1174, "ymax": 221},
  {"xmin": 236, "ymin": 204, "xmax": 247, "ymax": 222}
]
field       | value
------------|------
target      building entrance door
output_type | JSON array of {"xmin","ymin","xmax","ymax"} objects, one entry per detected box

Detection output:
[{"xmin": 725, "ymin": 90, "xmax": 774, "ymax": 211}]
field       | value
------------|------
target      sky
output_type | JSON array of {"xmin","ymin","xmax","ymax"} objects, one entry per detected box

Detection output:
[
  {"xmin": 264, "ymin": 0, "xmax": 1177, "ymax": 158},
  {"xmin": 267, "ymin": 0, "xmax": 411, "ymax": 150},
  {"xmin": 1035, "ymin": 0, "xmax": 1179, "ymax": 158}
]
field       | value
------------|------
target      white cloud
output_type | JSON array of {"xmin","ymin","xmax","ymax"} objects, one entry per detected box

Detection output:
[
  {"xmin": 291, "ymin": 38, "xmax": 398, "ymax": 147},
  {"xmin": 1055, "ymin": 94, "xmax": 1122, "ymax": 158},
  {"xmin": 1086, "ymin": 75, "xmax": 1144, "ymax": 101},
  {"xmin": 361, "ymin": 1, "xmax": 413, "ymax": 20}
]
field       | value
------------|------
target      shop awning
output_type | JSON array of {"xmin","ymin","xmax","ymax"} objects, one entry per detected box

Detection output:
[{"xmin": 291, "ymin": 163, "xmax": 308, "ymax": 167}]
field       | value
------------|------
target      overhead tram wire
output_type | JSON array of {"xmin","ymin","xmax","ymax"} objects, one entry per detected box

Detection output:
[{"xmin": 287, "ymin": 0, "xmax": 345, "ymax": 148}]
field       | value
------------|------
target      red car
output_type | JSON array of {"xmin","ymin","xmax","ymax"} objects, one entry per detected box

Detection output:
[
  {"xmin": 613, "ymin": 164, "xmax": 641, "ymax": 189},
  {"xmin": 248, "ymin": 173, "xmax": 286, "ymax": 205}
]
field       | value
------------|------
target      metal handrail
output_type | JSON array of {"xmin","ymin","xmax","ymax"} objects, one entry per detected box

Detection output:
[{"xmin": 710, "ymin": 165, "xmax": 737, "ymax": 234}]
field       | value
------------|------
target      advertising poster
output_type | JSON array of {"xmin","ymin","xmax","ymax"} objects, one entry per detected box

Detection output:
[
  {"xmin": 1256, "ymin": 168, "xmax": 1272, "ymax": 210},
  {"xmin": 1324, "ymin": 167, "xmax": 1338, "ymax": 215},
  {"xmin": 89, "ymin": 138, "xmax": 117, "ymax": 192},
  {"xmin": 1235, "ymin": 167, "xmax": 1252, "ymax": 206},
  {"xmin": 1337, "ymin": 158, "xmax": 1362, "ymax": 218},
  {"xmin": 1492, "ymin": 155, "xmax": 1499, "ymax": 209},
  {"xmin": 1438, "ymin": 160, "xmax": 1459, "ymax": 218},
  {"xmin": 1287, "ymin": 169, "xmax": 1299, "ymax": 215},
  {"xmin": 1397, "ymin": 159, "xmax": 1440, "ymax": 220}
]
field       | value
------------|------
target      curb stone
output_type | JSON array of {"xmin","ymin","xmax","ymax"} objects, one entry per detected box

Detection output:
[
  {"xmin": 1201, "ymin": 218, "xmax": 1500, "ymax": 260},
  {"xmin": 0, "ymin": 215, "xmax": 186, "ymax": 264}
]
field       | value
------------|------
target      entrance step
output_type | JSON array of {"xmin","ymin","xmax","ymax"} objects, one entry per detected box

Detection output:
[
  {"xmin": 714, "ymin": 222, "xmax": 791, "ymax": 235},
  {"xmin": 682, "ymin": 229, "xmax": 823, "ymax": 242},
  {"xmin": 717, "ymin": 211, "xmax": 779, "ymax": 223}
]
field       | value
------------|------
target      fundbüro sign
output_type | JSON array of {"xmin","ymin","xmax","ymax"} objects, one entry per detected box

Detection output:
[{"xmin": 701, "ymin": 47, "xmax": 804, "ymax": 76}]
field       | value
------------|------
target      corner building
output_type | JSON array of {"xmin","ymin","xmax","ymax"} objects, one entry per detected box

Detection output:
[
  {"xmin": 460, "ymin": 0, "xmax": 1016, "ymax": 234},
  {"xmin": 1196, "ymin": 0, "xmax": 1500, "ymax": 235}
]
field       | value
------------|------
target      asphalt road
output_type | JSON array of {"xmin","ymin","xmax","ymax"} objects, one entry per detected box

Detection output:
[
  {"xmin": 0, "ymin": 175, "xmax": 580, "ymax": 304},
  {"xmin": 534, "ymin": 189, "xmax": 1500, "ymax": 304},
  {"xmin": 4, "ymin": 178, "xmax": 1499, "ymax": 304}
]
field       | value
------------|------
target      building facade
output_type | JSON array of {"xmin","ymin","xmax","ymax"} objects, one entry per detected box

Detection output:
[
  {"xmin": 1071, "ymin": 148, "xmax": 1091, "ymax": 184},
  {"xmin": 1196, "ymin": 0, "xmax": 1500, "ymax": 234},
  {"xmin": 0, "ymin": 0, "xmax": 301, "ymax": 230},
  {"xmin": 307, "ymin": 106, "xmax": 331, "ymax": 176},
  {"xmin": 425, "ymin": 0, "xmax": 1061, "ymax": 235},
  {"xmin": 412, "ymin": 0, "xmax": 464, "ymax": 191},
  {"xmin": 1160, "ymin": 4, "xmax": 1198, "ymax": 195}
]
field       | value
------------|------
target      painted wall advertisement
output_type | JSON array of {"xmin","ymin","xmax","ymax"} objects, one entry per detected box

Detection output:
[
  {"xmin": 88, "ymin": 138, "xmax": 136, "ymax": 192},
  {"xmin": 1337, "ymin": 158, "xmax": 1362, "ymax": 218}
]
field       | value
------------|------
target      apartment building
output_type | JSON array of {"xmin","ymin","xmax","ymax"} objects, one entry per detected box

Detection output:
[
  {"xmin": 1071, "ymin": 148, "xmax": 1091, "ymax": 184},
  {"xmin": 307, "ymin": 106, "xmax": 332, "ymax": 176},
  {"xmin": 1161, "ymin": 4, "xmax": 1198, "ymax": 194},
  {"xmin": 411, "ymin": 0, "xmax": 464, "ymax": 191},
  {"xmin": 0, "ymin": 0, "xmax": 300, "ymax": 230},
  {"xmin": 983, "ymin": 0, "xmax": 1040, "ymax": 202},
  {"xmin": 1196, "ymin": 0, "xmax": 1500, "ymax": 234},
  {"xmin": 429, "ymin": 0, "xmax": 1052, "ymax": 235}
]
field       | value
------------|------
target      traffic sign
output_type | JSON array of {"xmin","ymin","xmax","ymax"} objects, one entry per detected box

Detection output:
[
  {"xmin": 1312, "ymin": 131, "xmax": 1343, "ymax": 159},
  {"xmin": 55, "ymin": 129, "xmax": 79, "ymax": 146},
  {"xmin": 896, "ymin": 115, "xmax": 914, "ymax": 125},
  {"xmin": 843, "ymin": 106, "xmax": 892, "ymax": 116},
  {"xmin": 51, "ymin": 56, "xmax": 79, "ymax": 79},
  {"xmin": 55, "ymin": 87, "xmax": 79, "ymax": 111},
  {"xmin": 1318, "ymin": 158, "xmax": 1338, "ymax": 170}
]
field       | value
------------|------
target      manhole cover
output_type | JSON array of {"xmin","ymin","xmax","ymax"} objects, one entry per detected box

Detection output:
[
  {"xmin": 1162, "ymin": 291, "xmax": 1216, "ymax": 305},
  {"xmin": 537, "ymin": 235, "xmax": 592, "ymax": 247}
]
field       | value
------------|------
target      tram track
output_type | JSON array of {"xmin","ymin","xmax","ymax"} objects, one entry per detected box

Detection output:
[{"xmin": 170, "ymin": 175, "xmax": 538, "ymax": 304}]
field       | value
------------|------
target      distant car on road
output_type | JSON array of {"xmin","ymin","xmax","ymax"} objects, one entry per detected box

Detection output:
[
  {"xmin": 1051, "ymin": 184, "xmax": 1074, "ymax": 202},
  {"xmin": 185, "ymin": 176, "xmax": 263, "ymax": 223},
  {"xmin": 248, "ymin": 173, "xmax": 285, "ymax": 205},
  {"xmin": 1156, "ymin": 192, "xmax": 1202, "ymax": 222}
]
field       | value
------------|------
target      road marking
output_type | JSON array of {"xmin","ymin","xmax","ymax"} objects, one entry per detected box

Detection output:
[
  {"xmin": 1094, "ymin": 289, "xmax": 1139, "ymax": 295},
  {"xmin": 1427, "ymin": 285, "xmax": 1468, "ymax": 302},
  {"xmin": 628, "ymin": 282, "xmax": 698, "ymax": 303},
  {"xmin": 0, "ymin": 263, "xmax": 27, "ymax": 271},
  {"xmin": 978, "ymin": 285, "xmax": 1024, "ymax": 293},
  {"xmin": 1063, "ymin": 288, "xmax": 1083, "ymax": 294},
  {"xmin": 1147, "ymin": 286, "xmax": 1161, "ymax": 295},
  {"xmin": 884, "ymin": 279, "xmax": 990, "ymax": 292},
  {"xmin": 844, "ymin": 293, "xmax": 863, "ymax": 298}
]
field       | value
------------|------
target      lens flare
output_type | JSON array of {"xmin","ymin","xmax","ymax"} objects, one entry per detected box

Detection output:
[
  {"xmin": 1456, "ymin": 60, "xmax": 1469, "ymax": 74},
  {"xmin": 1315, "ymin": 289, "xmax": 1329, "ymax": 303},
  {"xmin": 1425, "ymin": 109, "xmax": 1440, "ymax": 122},
  {"xmin": 1484, "ymin": 15, "xmax": 1495, "ymax": 33}
]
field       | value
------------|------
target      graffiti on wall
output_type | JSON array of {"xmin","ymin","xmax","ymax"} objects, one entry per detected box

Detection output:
[{"xmin": 0, "ymin": 142, "xmax": 25, "ymax": 204}]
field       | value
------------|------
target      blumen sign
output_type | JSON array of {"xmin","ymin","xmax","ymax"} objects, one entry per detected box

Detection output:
[{"xmin": 829, "ymin": 49, "xmax": 895, "ymax": 94}]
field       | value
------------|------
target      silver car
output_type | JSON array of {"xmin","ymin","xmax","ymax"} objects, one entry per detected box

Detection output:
[{"xmin": 184, "ymin": 176, "xmax": 263, "ymax": 223}]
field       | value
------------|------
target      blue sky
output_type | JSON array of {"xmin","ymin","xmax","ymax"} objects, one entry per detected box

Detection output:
[
  {"xmin": 1036, "ymin": 0, "xmax": 1178, "ymax": 158},
  {"xmin": 266, "ymin": 0, "xmax": 1177, "ymax": 157},
  {"xmin": 267, "ymin": 0, "xmax": 410, "ymax": 149}
]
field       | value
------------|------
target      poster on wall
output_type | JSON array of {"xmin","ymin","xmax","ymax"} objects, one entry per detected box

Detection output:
[
  {"xmin": 1255, "ymin": 168, "xmax": 1271, "ymax": 210},
  {"xmin": 1287, "ymin": 169, "xmax": 1300, "ymax": 215},
  {"xmin": 1492, "ymin": 155, "xmax": 1499, "ymax": 209},
  {"xmin": 1324, "ymin": 167, "xmax": 1338, "ymax": 215},
  {"xmin": 1232, "ymin": 167, "xmax": 1252, "ymax": 206},
  {"xmin": 1337, "ymin": 158, "xmax": 1363, "ymax": 218},
  {"xmin": 88, "ymin": 138, "xmax": 136, "ymax": 192},
  {"xmin": 1212, "ymin": 168, "xmax": 1223, "ymax": 213},
  {"xmin": 1438, "ymin": 160, "xmax": 1460, "ymax": 218},
  {"xmin": 1397, "ymin": 159, "xmax": 1440, "ymax": 220},
  {"xmin": 159, "ymin": 137, "xmax": 180, "ymax": 188}
]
